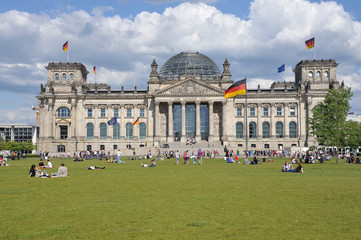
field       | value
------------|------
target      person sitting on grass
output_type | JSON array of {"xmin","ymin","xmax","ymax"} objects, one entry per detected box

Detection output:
[
  {"xmin": 29, "ymin": 164, "xmax": 37, "ymax": 177},
  {"xmin": 227, "ymin": 157, "xmax": 236, "ymax": 163},
  {"xmin": 284, "ymin": 162, "xmax": 304, "ymax": 173},
  {"xmin": 51, "ymin": 163, "xmax": 68, "ymax": 177},
  {"xmin": 249, "ymin": 156, "xmax": 258, "ymax": 165},
  {"xmin": 141, "ymin": 159, "xmax": 157, "ymax": 168},
  {"xmin": 46, "ymin": 159, "xmax": 53, "ymax": 168},
  {"xmin": 282, "ymin": 161, "xmax": 293, "ymax": 172},
  {"xmin": 244, "ymin": 157, "xmax": 249, "ymax": 164},
  {"xmin": 39, "ymin": 159, "xmax": 45, "ymax": 167},
  {"xmin": 0, "ymin": 157, "xmax": 8, "ymax": 166}
]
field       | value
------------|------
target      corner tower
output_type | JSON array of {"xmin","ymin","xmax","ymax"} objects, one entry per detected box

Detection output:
[{"xmin": 293, "ymin": 59, "xmax": 339, "ymax": 92}]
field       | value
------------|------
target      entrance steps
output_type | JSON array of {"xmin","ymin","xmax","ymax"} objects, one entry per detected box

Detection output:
[{"xmin": 159, "ymin": 140, "xmax": 224, "ymax": 153}]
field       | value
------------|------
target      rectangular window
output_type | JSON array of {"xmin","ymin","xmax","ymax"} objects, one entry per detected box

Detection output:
[
  {"xmin": 87, "ymin": 145, "xmax": 92, "ymax": 151},
  {"xmin": 88, "ymin": 109, "xmax": 93, "ymax": 117},
  {"xmin": 114, "ymin": 109, "xmax": 119, "ymax": 117},
  {"xmin": 264, "ymin": 107, "xmax": 269, "ymax": 116},
  {"xmin": 250, "ymin": 107, "xmax": 255, "ymax": 116},
  {"xmin": 140, "ymin": 108, "xmax": 145, "ymax": 117},
  {"xmin": 251, "ymin": 144, "xmax": 256, "ymax": 148},
  {"xmin": 277, "ymin": 107, "xmax": 282, "ymax": 116},
  {"xmin": 290, "ymin": 107, "xmax": 295, "ymax": 116},
  {"xmin": 113, "ymin": 145, "xmax": 118, "ymax": 150},
  {"xmin": 60, "ymin": 126, "xmax": 68, "ymax": 139},
  {"xmin": 236, "ymin": 107, "xmax": 242, "ymax": 116},
  {"xmin": 127, "ymin": 109, "xmax": 132, "ymax": 117},
  {"xmin": 100, "ymin": 145, "xmax": 105, "ymax": 150},
  {"xmin": 101, "ymin": 109, "xmax": 106, "ymax": 117},
  {"xmin": 57, "ymin": 145, "xmax": 65, "ymax": 153},
  {"xmin": 264, "ymin": 144, "xmax": 270, "ymax": 149}
]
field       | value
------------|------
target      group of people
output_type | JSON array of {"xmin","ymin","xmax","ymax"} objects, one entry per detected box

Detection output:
[
  {"xmin": 0, "ymin": 157, "xmax": 9, "ymax": 166},
  {"xmin": 38, "ymin": 159, "xmax": 53, "ymax": 168},
  {"xmin": 179, "ymin": 149, "xmax": 203, "ymax": 165},
  {"xmin": 29, "ymin": 162, "xmax": 68, "ymax": 178},
  {"xmin": 282, "ymin": 161, "xmax": 304, "ymax": 173}
]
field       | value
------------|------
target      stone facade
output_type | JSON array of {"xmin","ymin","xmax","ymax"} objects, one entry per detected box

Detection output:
[{"xmin": 36, "ymin": 53, "xmax": 339, "ymax": 155}]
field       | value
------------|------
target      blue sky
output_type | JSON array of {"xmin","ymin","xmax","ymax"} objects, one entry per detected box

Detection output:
[{"xmin": 1, "ymin": 0, "xmax": 361, "ymax": 124}]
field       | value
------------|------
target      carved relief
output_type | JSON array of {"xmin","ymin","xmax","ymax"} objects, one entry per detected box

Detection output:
[{"xmin": 157, "ymin": 80, "xmax": 223, "ymax": 96}]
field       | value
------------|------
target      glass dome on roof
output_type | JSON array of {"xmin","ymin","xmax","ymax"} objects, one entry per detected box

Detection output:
[{"xmin": 159, "ymin": 52, "xmax": 221, "ymax": 79}]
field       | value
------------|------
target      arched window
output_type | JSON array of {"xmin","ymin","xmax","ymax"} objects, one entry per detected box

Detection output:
[
  {"xmin": 308, "ymin": 71, "xmax": 313, "ymax": 78},
  {"xmin": 113, "ymin": 123, "xmax": 120, "ymax": 139},
  {"xmin": 70, "ymin": 73, "xmax": 74, "ymax": 80},
  {"xmin": 100, "ymin": 123, "xmax": 107, "ymax": 139},
  {"xmin": 87, "ymin": 123, "xmax": 94, "ymax": 139},
  {"xmin": 236, "ymin": 122, "xmax": 243, "ymax": 138},
  {"xmin": 276, "ymin": 122, "xmax": 283, "ymax": 138},
  {"xmin": 249, "ymin": 122, "xmax": 256, "ymax": 138},
  {"xmin": 57, "ymin": 107, "xmax": 71, "ymax": 117},
  {"xmin": 62, "ymin": 73, "xmax": 67, "ymax": 80},
  {"xmin": 289, "ymin": 122, "xmax": 297, "ymax": 138},
  {"xmin": 126, "ymin": 123, "xmax": 133, "ymax": 139},
  {"xmin": 139, "ymin": 122, "xmax": 146, "ymax": 139},
  {"xmin": 55, "ymin": 73, "xmax": 59, "ymax": 80},
  {"xmin": 262, "ymin": 122, "xmax": 270, "ymax": 138},
  {"xmin": 316, "ymin": 71, "xmax": 321, "ymax": 78},
  {"xmin": 324, "ymin": 71, "xmax": 329, "ymax": 78}
]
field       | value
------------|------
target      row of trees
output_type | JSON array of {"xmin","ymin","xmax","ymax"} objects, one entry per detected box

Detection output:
[
  {"xmin": 0, "ymin": 140, "xmax": 36, "ymax": 153},
  {"xmin": 308, "ymin": 86, "xmax": 361, "ymax": 163}
]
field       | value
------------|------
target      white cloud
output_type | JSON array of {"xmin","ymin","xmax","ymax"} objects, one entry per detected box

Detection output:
[{"xmin": 1, "ymin": 0, "xmax": 361, "ymax": 124}]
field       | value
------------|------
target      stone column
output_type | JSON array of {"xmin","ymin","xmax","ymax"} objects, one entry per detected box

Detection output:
[
  {"xmin": 284, "ymin": 103, "xmax": 289, "ymax": 138},
  {"xmin": 257, "ymin": 103, "xmax": 262, "ymax": 139},
  {"xmin": 146, "ymin": 100, "xmax": 151, "ymax": 142},
  {"xmin": 71, "ymin": 100, "xmax": 76, "ymax": 138},
  {"xmin": 299, "ymin": 99, "xmax": 306, "ymax": 142},
  {"xmin": 76, "ymin": 99, "xmax": 84, "ymax": 139},
  {"xmin": 270, "ymin": 103, "xmax": 275, "ymax": 138},
  {"xmin": 181, "ymin": 101, "xmax": 186, "ymax": 142},
  {"xmin": 133, "ymin": 104, "xmax": 139, "ymax": 139},
  {"xmin": 49, "ymin": 103, "xmax": 55, "ymax": 139},
  {"xmin": 94, "ymin": 105, "xmax": 98, "ymax": 138},
  {"xmin": 222, "ymin": 101, "xmax": 228, "ymax": 141},
  {"xmin": 195, "ymin": 100, "xmax": 201, "ymax": 141},
  {"xmin": 120, "ymin": 104, "xmax": 124, "ymax": 138},
  {"xmin": 40, "ymin": 107, "xmax": 45, "ymax": 138},
  {"xmin": 208, "ymin": 101, "xmax": 214, "ymax": 142},
  {"xmin": 107, "ymin": 105, "xmax": 112, "ymax": 138},
  {"xmin": 155, "ymin": 101, "xmax": 160, "ymax": 138},
  {"xmin": 167, "ymin": 102, "xmax": 173, "ymax": 142}
]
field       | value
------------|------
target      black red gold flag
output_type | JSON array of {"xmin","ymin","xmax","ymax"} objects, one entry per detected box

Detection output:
[{"xmin": 224, "ymin": 79, "xmax": 246, "ymax": 98}]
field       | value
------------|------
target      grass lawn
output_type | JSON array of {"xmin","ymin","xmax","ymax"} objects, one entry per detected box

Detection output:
[{"xmin": 1, "ymin": 156, "xmax": 361, "ymax": 240}]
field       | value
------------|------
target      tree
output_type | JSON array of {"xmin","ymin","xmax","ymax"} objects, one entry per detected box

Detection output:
[
  {"xmin": 308, "ymin": 86, "xmax": 353, "ymax": 163},
  {"xmin": 344, "ymin": 120, "xmax": 361, "ymax": 152}
]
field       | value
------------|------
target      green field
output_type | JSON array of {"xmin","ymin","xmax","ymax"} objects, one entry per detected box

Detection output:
[{"xmin": 1, "ymin": 157, "xmax": 360, "ymax": 240}]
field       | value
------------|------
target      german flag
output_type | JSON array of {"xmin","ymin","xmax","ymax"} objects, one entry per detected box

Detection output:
[
  {"xmin": 63, "ymin": 41, "xmax": 68, "ymax": 52},
  {"xmin": 132, "ymin": 117, "xmax": 140, "ymax": 126},
  {"xmin": 305, "ymin": 37, "xmax": 315, "ymax": 49},
  {"xmin": 224, "ymin": 79, "xmax": 246, "ymax": 98},
  {"xmin": 93, "ymin": 66, "xmax": 96, "ymax": 74}
]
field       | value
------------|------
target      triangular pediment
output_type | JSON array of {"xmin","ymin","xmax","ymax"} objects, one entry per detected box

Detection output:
[{"xmin": 155, "ymin": 79, "xmax": 224, "ymax": 96}]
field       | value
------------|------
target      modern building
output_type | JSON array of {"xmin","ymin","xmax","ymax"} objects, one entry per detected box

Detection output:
[
  {"xmin": 36, "ymin": 52, "xmax": 339, "ymax": 154},
  {"xmin": 0, "ymin": 124, "xmax": 38, "ymax": 144}
]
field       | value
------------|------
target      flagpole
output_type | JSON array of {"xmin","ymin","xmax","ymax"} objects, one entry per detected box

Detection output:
[
  {"xmin": 314, "ymin": 46, "xmax": 316, "ymax": 60},
  {"xmin": 245, "ymin": 77, "xmax": 248, "ymax": 156},
  {"xmin": 67, "ymin": 41, "xmax": 69, "ymax": 62}
]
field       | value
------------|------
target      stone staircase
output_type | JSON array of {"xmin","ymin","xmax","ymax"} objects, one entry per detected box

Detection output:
[{"xmin": 159, "ymin": 140, "xmax": 224, "ymax": 153}]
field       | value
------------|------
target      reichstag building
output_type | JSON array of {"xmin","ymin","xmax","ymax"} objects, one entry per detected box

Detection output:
[{"xmin": 36, "ymin": 52, "xmax": 339, "ymax": 154}]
